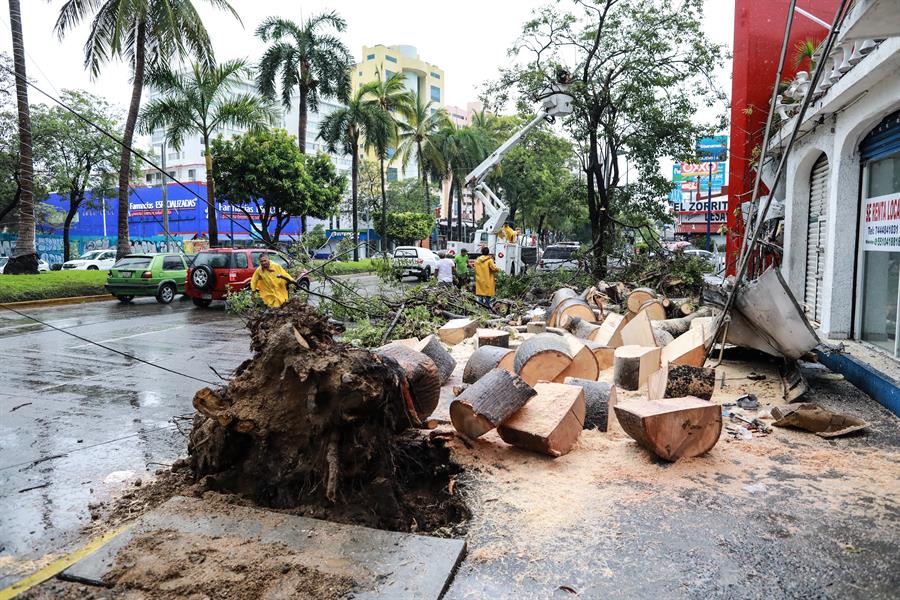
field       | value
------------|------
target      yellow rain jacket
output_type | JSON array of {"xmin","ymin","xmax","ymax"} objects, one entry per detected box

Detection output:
[
  {"xmin": 251, "ymin": 262, "xmax": 292, "ymax": 307},
  {"xmin": 474, "ymin": 254, "xmax": 500, "ymax": 297}
]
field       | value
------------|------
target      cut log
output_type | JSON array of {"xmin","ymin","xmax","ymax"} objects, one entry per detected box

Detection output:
[
  {"xmin": 557, "ymin": 335, "xmax": 600, "ymax": 382},
  {"xmin": 526, "ymin": 321, "xmax": 547, "ymax": 334},
  {"xmin": 620, "ymin": 309, "xmax": 658, "ymax": 347},
  {"xmin": 614, "ymin": 396, "xmax": 722, "ymax": 461},
  {"xmin": 513, "ymin": 333, "xmax": 574, "ymax": 386},
  {"xmin": 463, "ymin": 345, "xmax": 515, "ymax": 384},
  {"xmin": 450, "ymin": 368, "xmax": 536, "ymax": 438},
  {"xmin": 551, "ymin": 297, "xmax": 596, "ymax": 328},
  {"xmin": 497, "ymin": 382, "xmax": 585, "ymax": 457},
  {"xmin": 563, "ymin": 316, "xmax": 604, "ymax": 341},
  {"xmin": 651, "ymin": 326, "xmax": 675, "ymax": 347},
  {"xmin": 652, "ymin": 306, "xmax": 714, "ymax": 338},
  {"xmin": 689, "ymin": 316, "xmax": 717, "ymax": 345},
  {"xmin": 648, "ymin": 364, "xmax": 716, "ymax": 401},
  {"xmin": 549, "ymin": 287, "xmax": 579, "ymax": 313},
  {"xmin": 375, "ymin": 343, "xmax": 442, "ymax": 419},
  {"xmin": 394, "ymin": 337, "xmax": 420, "ymax": 348},
  {"xmin": 581, "ymin": 286, "xmax": 607, "ymax": 314},
  {"xmin": 613, "ymin": 345, "xmax": 661, "ymax": 391},
  {"xmin": 563, "ymin": 377, "xmax": 617, "ymax": 431},
  {"xmin": 661, "ymin": 327, "xmax": 707, "ymax": 368},
  {"xmin": 584, "ymin": 341, "xmax": 615, "ymax": 370},
  {"xmin": 477, "ymin": 328, "xmax": 510, "ymax": 349},
  {"xmin": 626, "ymin": 288, "xmax": 656, "ymax": 314},
  {"xmin": 593, "ymin": 312, "xmax": 627, "ymax": 347},
  {"xmin": 413, "ymin": 335, "xmax": 457, "ymax": 384},
  {"xmin": 680, "ymin": 302, "xmax": 696, "ymax": 316},
  {"xmin": 638, "ymin": 299, "xmax": 667, "ymax": 321},
  {"xmin": 438, "ymin": 318, "xmax": 478, "ymax": 345}
]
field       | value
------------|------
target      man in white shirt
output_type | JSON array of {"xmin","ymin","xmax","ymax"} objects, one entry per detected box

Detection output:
[{"xmin": 434, "ymin": 251, "xmax": 455, "ymax": 286}]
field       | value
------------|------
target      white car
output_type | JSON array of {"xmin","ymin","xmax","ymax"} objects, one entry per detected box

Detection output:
[
  {"xmin": 0, "ymin": 257, "xmax": 50, "ymax": 273},
  {"xmin": 62, "ymin": 249, "xmax": 117, "ymax": 271},
  {"xmin": 392, "ymin": 246, "xmax": 439, "ymax": 281},
  {"xmin": 537, "ymin": 244, "xmax": 581, "ymax": 271}
]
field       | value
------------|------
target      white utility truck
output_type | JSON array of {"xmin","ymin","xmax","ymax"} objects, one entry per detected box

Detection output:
[{"xmin": 447, "ymin": 81, "xmax": 573, "ymax": 274}]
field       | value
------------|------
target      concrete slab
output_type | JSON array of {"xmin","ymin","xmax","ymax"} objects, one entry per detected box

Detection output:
[{"xmin": 62, "ymin": 496, "xmax": 466, "ymax": 600}]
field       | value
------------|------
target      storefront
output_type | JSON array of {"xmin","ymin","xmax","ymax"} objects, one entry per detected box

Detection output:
[{"xmin": 857, "ymin": 111, "xmax": 900, "ymax": 357}]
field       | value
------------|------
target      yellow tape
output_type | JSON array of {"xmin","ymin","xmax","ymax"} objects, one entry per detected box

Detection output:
[{"xmin": 0, "ymin": 525, "xmax": 129, "ymax": 600}]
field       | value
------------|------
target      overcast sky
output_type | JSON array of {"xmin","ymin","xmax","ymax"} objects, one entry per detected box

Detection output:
[{"xmin": 1, "ymin": 0, "xmax": 734, "ymax": 118}]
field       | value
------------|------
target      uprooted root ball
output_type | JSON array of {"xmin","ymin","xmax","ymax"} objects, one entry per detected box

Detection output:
[{"xmin": 188, "ymin": 298, "xmax": 466, "ymax": 532}]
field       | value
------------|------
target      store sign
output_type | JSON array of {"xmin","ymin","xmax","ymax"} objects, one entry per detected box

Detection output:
[
  {"xmin": 696, "ymin": 136, "xmax": 728, "ymax": 162},
  {"xmin": 680, "ymin": 161, "xmax": 719, "ymax": 176},
  {"xmin": 863, "ymin": 193, "xmax": 900, "ymax": 251}
]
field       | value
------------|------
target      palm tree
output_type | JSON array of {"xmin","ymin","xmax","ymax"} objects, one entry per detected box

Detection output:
[
  {"xmin": 55, "ymin": 0, "xmax": 239, "ymax": 259},
  {"xmin": 360, "ymin": 69, "xmax": 414, "ymax": 251},
  {"xmin": 436, "ymin": 124, "xmax": 490, "ymax": 242},
  {"xmin": 139, "ymin": 60, "xmax": 277, "ymax": 247},
  {"xmin": 395, "ymin": 93, "xmax": 449, "ymax": 214},
  {"xmin": 255, "ymin": 12, "xmax": 352, "ymax": 154},
  {"xmin": 4, "ymin": 0, "xmax": 36, "ymax": 273},
  {"xmin": 318, "ymin": 89, "xmax": 392, "ymax": 261}
]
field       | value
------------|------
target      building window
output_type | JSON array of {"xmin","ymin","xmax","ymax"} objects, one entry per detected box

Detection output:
[
  {"xmin": 387, "ymin": 168, "xmax": 398, "ymax": 182},
  {"xmin": 188, "ymin": 169, "xmax": 196, "ymax": 180},
  {"xmin": 358, "ymin": 71, "xmax": 362, "ymax": 76},
  {"xmin": 367, "ymin": 54, "xmax": 375, "ymax": 60},
  {"xmin": 385, "ymin": 55, "xmax": 397, "ymax": 63},
  {"xmin": 430, "ymin": 72, "xmax": 441, "ymax": 79},
  {"xmin": 430, "ymin": 85, "xmax": 440, "ymax": 102},
  {"xmin": 387, "ymin": 147, "xmax": 396, "ymax": 159},
  {"xmin": 145, "ymin": 174, "xmax": 153, "ymax": 183},
  {"xmin": 385, "ymin": 69, "xmax": 395, "ymax": 79}
]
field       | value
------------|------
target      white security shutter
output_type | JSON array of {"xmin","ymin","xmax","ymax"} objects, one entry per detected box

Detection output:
[{"xmin": 805, "ymin": 154, "xmax": 829, "ymax": 322}]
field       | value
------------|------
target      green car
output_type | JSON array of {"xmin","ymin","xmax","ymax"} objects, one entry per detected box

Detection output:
[{"xmin": 106, "ymin": 253, "xmax": 190, "ymax": 304}]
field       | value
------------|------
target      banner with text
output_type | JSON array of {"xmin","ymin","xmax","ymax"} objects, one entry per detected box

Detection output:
[{"xmin": 864, "ymin": 193, "xmax": 900, "ymax": 252}]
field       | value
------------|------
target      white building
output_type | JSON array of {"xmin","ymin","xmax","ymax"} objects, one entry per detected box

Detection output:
[{"xmin": 763, "ymin": 0, "xmax": 900, "ymax": 360}]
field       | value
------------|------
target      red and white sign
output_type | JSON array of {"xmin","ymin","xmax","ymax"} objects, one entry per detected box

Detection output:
[
  {"xmin": 680, "ymin": 162, "xmax": 719, "ymax": 176},
  {"xmin": 864, "ymin": 193, "xmax": 900, "ymax": 252}
]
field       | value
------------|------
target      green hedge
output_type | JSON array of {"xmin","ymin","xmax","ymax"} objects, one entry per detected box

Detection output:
[
  {"xmin": 0, "ymin": 270, "xmax": 110, "ymax": 303},
  {"xmin": 307, "ymin": 259, "xmax": 382, "ymax": 276}
]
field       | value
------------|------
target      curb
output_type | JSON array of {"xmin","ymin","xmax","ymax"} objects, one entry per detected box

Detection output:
[{"xmin": 0, "ymin": 294, "xmax": 113, "ymax": 310}]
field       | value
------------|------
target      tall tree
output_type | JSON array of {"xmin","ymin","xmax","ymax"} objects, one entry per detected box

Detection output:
[
  {"xmin": 5, "ymin": 0, "xmax": 37, "ymax": 274},
  {"xmin": 0, "ymin": 52, "xmax": 23, "ymax": 230},
  {"xmin": 32, "ymin": 90, "xmax": 121, "ymax": 262},
  {"xmin": 395, "ymin": 93, "xmax": 449, "ymax": 214},
  {"xmin": 360, "ymin": 69, "xmax": 414, "ymax": 251},
  {"xmin": 255, "ymin": 11, "xmax": 352, "ymax": 154},
  {"xmin": 318, "ymin": 88, "xmax": 392, "ymax": 261},
  {"xmin": 140, "ymin": 59, "xmax": 276, "ymax": 247},
  {"xmin": 435, "ymin": 123, "xmax": 490, "ymax": 242},
  {"xmin": 55, "ymin": 0, "xmax": 240, "ymax": 259},
  {"xmin": 487, "ymin": 0, "xmax": 724, "ymax": 276}
]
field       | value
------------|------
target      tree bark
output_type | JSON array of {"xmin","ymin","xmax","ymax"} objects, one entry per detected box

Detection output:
[
  {"xmin": 114, "ymin": 20, "xmax": 146, "ymax": 260},
  {"xmin": 6, "ymin": 0, "xmax": 36, "ymax": 273},
  {"xmin": 380, "ymin": 156, "xmax": 388, "ymax": 252},
  {"xmin": 297, "ymin": 80, "xmax": 308, "ymax": 154},
  {"xmin": 62, "ymin": 193, "xmax": 81, "ymax": 263},
  {"xmin": 204, "ymin": 137, "xmax": 218, "ymax": 247},
  {"xmin": 456, "ymin": 171, "xmax": 463, "ymax": 244},
  {"xmin": 351, "ymin": 141, "xmax": 359, "ymax": 261},
  {"xmin": 446, "ymin": 175, "xmax": 453, "ymax": 242},
  {"xmin": 418, "ymin": 140, "xmax": 428, "ymax": 215}
]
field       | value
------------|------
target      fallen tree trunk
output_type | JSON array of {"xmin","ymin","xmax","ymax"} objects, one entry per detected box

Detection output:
[
  {"xmin": 377, "ymin": 343, "xmax": 442, "ymax": 419},
  {"xmin": 614, "ymin": 397, "xmax": 722, "ymax": 461},
  {"xmin": 651, "ymin": 306, "xmax": 714, "ymax": 338},
  {"xmin": 412, "ymin": 335, "xmax": 456, "ymax": 385},
  {"xmin": 463, "ymin": 345, "xmax": 515, "ymax": 384},
  {"xmin": 450, "ymin": 369, "xmax": 536, "ymax": 438}
]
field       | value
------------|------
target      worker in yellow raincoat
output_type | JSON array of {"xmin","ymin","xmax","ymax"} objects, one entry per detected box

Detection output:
[
  {"xmin": 251, "ymin": 254, "xmax": 295, "ymax": 308},
  {"xmin": 473, "ymin": 246, "xmax": 500, "ymax": 308},
  {"xmin": 498, "ymin": 224, "xmax": 518, "ymax": 243}
]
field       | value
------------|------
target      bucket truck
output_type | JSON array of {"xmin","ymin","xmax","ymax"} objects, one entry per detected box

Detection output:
[{"xmin": 446, "ymin": 82, "xmax": 573, "ymax": 274}]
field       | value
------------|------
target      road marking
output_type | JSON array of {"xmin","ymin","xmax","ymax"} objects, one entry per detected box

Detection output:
[
  {"xmin": 0, "ymin": 525, "xmax": 130, "ymax": 600},
  {"xmin": 68, "ymin": 325, "xmax": 185, "ymax": 349}
]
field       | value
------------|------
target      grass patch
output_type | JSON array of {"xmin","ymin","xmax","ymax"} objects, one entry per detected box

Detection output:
[
  {"xmin": 0, "ymin": 270, "xmax": 111, "ymax": 303},
  {"xmin": 307, "ymin": 258, "xmax": 383, "ymax": 276}
]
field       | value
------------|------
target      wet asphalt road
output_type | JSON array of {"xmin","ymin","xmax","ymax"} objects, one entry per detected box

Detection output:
[{"xmin": 0, "ymin": 273, "xmax": 402, "ymax": 587}]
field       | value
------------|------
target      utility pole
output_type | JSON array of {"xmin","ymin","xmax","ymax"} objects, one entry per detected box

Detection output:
[
  {"xmin": 160, "ymin": 139, "xmax": 169, "ymax": 243},
  {"xmin": 705, "ymin": 162, "xmax": 713, "ymax": 251}
]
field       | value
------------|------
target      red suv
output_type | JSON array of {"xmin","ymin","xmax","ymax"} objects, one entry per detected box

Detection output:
[{"xmin": 184, "ymin": 248, "xmax": 311, "ymax": 307}]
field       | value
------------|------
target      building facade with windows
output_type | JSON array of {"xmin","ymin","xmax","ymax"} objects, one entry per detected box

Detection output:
[{"xmin": 759, "ymin": 0, "xmax": 900, "ymax": 360}]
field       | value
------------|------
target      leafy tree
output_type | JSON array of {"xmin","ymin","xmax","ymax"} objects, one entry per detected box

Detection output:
[
  {"xmin": 0, "ymin": 52, "xmax": 22, "ymax": 230},
  {"xmin": 486, "ymin": 0, "xmax": 725, "ymax": 276},
  {"xmin": 55, "ymin": 0, "xmax": 239, "ymax": 259},
  {"xmin": 356, "ymin": 158, "xmax": 382, "ymax": 219},
  {"xmin": 361, "ymin": 69, "xmax": 415, "ymax": 251},
  {"xmin": 395, "ymin": 93, "xmax": 449, "ymax": 213},
  {"xmin": 318, "ymin": 88, "xmax": 392, "ymax": 261},
  {"xmin": 435, "ymin": 123, "xmax": 491, "ymax": 242},
  {"xmin": 387, "ymin": 178, "xmax": 438, "ymax": 214},
  {"xmin": 139, "ymin": 59, "xmax": 277, "ymax": 247},
  {"xmin": 255, "ymin": 12, "xmax": 352, "ymax": 154},
  {"xmin": 304, "ymin": 223, "xmax": 327, "ymax": 253},
  {"xmin": 5, "ymin": 0, "xmax": 37, "ymax": 273},
  {"xmin": 211, "ymin": 129, "xmax": 344, "ymax": 244},
  {"xmin": 32, "ymin": 91, "xmax": 121, "ymax": 261},
  {"xmin": 375, "ymin": 211, "xmax": 435, "ymax": 246}
]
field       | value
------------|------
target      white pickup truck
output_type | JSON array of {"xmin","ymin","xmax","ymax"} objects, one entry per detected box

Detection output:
[{"xmin": 392, "ymin": 246, "xmax": 439, "ymax": 281}]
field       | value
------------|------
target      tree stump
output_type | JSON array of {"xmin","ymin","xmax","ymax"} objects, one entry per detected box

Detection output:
[
  {"xmin": 438, "ymin": 318, "xmax": 478, "ymax": 345},
  {"xmin": 513, "ymin": 333, "xmax": 574, "ymax": 386},
  {"xmin": 376, "ymin": 343, "xmax": 442, "ymax": 419},
  {"xmin": 450, "ymin": 368, "xmax": 536, "ymax": 438},
  {"xmin": 463, "ymin": 345, "xmax": 515, "ymax": 384},
  {"xmin": 497, "ymin": 382, "xmax": 586, "ymax": 457},
  {"xmin": 613, "ymin": 345, "xmax": 661, "ymax": 391},
  {"xmin": 477, "ymin": 328, "xmax": 510, "ymax": 348},
  {"xmin": 413, "ymin": 335, "xmax": 457, "ymax": 384},
  {"xmin": 614, "ymin": 396, "xmax": 722, "ymax": 461},
  {"xmin": 563, "ymin": 377, "xmax": 617, "ymax": 431}
]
